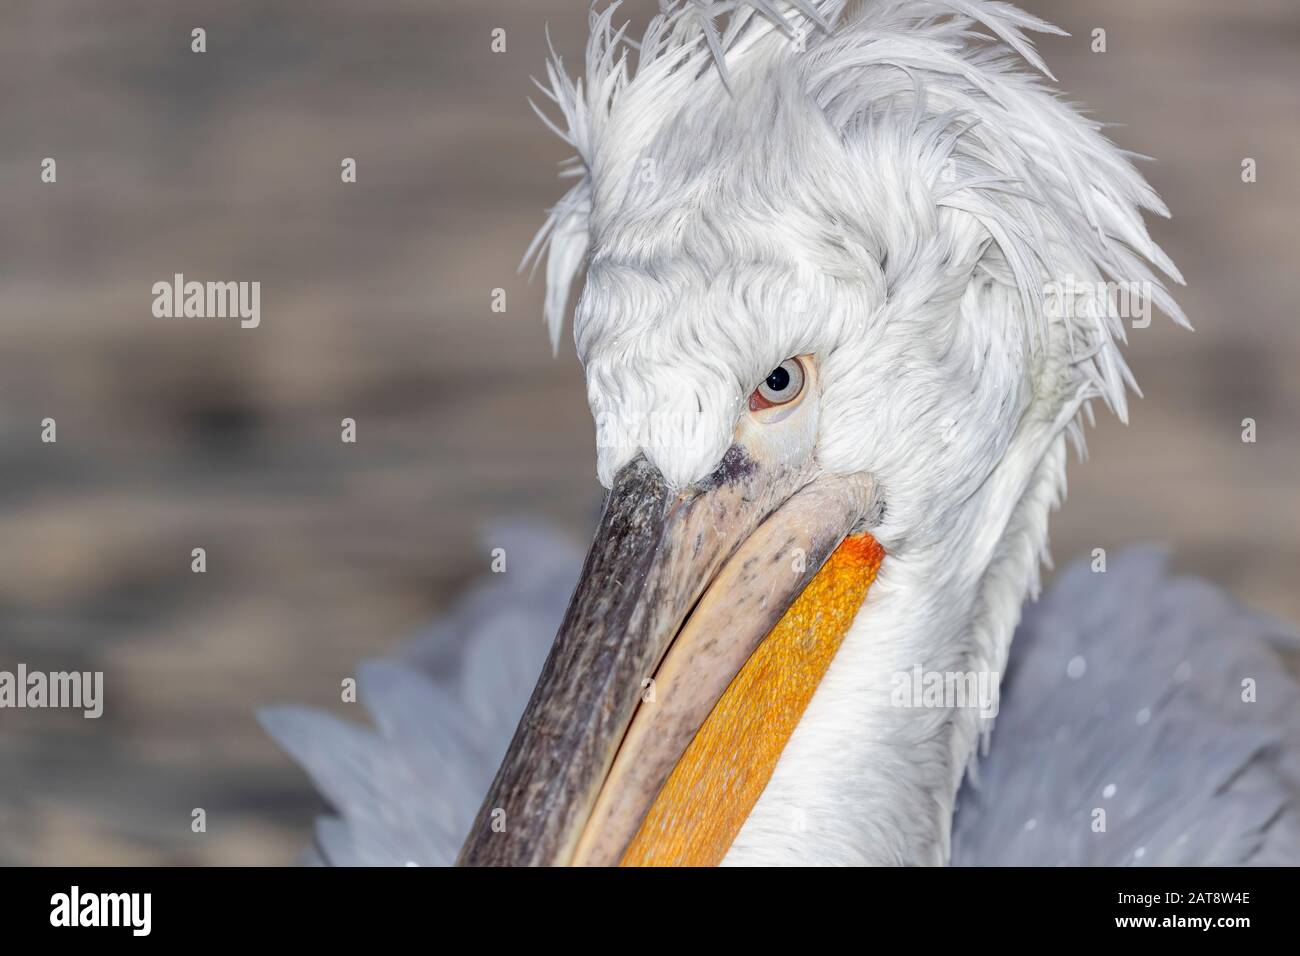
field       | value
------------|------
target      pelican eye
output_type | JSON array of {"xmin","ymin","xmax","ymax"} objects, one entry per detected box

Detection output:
[{"xmin": 749, "ymin": 357, "xmax": 806, "ymax": 412}]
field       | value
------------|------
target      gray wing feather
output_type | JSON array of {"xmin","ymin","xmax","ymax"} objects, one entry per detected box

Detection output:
[
  {"xmin": 259, "ymin": 520, "xmax": 581, "ymax": 866},
  {"xmin": 951, "ymin": 548, "xmax": 1300, "ymax": 865}
]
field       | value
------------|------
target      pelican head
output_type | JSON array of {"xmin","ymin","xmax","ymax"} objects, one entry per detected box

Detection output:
[{"xmin": 459, "ymin": 0, "xmax": 1185, "ymax": 866}]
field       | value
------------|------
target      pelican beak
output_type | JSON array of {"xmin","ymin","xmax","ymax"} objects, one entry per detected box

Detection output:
[{"xmin": 456, "ymin": 448, "xmax": 880, "ymax": 867}]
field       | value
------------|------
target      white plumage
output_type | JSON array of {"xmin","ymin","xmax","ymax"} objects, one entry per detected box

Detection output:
[{"xmin": 264, "ymin": 1, "xmax": 1299, "ymax": 865}]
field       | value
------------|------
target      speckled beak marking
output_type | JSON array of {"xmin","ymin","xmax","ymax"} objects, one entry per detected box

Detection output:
[{"xmin": 456, "ymin": 448, "xmax": 879, "ymax": 867}]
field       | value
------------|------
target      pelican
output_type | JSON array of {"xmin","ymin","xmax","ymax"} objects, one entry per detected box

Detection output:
[{"xmin": 263, "ymin": 0, "xmax": 1300, "ymax": 866}]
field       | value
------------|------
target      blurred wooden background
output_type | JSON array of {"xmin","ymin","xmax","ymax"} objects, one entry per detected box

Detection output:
[{"xmin": 0, "ymin": 0, "xmax": 1295, "ymax": 864}]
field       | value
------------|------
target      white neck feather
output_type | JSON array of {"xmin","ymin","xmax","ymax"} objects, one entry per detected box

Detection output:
[{"xmin": 727, "ymin": 421, "xmax": 1072, "ymax": 865}]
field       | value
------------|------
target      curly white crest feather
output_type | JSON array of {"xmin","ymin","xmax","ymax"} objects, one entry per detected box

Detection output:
[{"xmin": 525, "ymin": 0, "xmax": 1187, "ymax": 465}]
